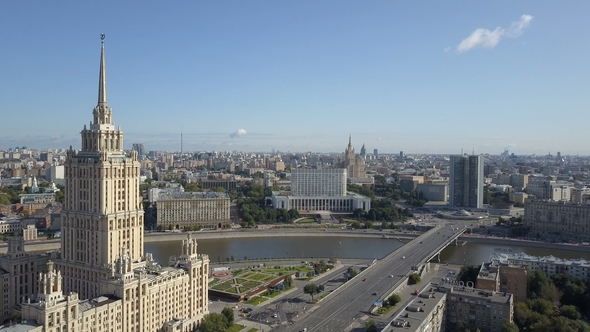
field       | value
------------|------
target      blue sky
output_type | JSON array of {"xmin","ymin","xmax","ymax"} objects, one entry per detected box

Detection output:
[{"xmin": 1, "ymin": 1, "xmax": 589, "ymax": 155}]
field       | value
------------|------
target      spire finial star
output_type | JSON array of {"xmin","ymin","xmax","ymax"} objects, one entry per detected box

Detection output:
[{"xmin": 101, "ymin": 33, "xmax": 105, "ymax": 41}]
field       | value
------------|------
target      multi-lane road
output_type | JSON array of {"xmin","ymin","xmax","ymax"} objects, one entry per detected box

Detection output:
[{"xmin": 283, "ymin": 224, "xmax": 466, "ymax": 332}]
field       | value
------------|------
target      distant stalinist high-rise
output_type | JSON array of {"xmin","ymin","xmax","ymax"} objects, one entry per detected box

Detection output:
[{"xmin": 21, "ymin": 35, "xmax": 209, "ymax": 332}]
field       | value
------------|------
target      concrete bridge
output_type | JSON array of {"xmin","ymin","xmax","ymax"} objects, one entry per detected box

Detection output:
[{"xmin": 283, "ymin": 223, "xmax": 469, "ymax": 332}]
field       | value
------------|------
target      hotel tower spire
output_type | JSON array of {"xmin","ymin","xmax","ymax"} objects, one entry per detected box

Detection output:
[{"xmin": 98, "ymin": 33, "xmax": 107, "ymax": 107}]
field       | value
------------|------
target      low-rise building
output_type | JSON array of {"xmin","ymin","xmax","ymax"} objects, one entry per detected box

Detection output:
[
  {"xmin": 490, "ymin": 252, "xmax": 590, "ymax": 282},
  {"xmin": 416, "ymin": 183, "xmax": 448, "ymax": 202}
]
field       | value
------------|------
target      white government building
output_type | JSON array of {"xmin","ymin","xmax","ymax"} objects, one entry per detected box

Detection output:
[
  {"xmin": 14, "ymin": 36, "xmax": 210, "ymax": 332},
  {"xmin": 271, "ymin": 168, "xmax": 371, "ymax": 212}
]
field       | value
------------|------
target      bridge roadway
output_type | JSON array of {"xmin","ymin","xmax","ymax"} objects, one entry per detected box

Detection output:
[{"xmin": 283, "ymin": 224, "xmax": 466, "ymax": 332}]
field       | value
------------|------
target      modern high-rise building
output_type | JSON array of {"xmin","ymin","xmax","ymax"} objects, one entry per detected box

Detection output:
[
  {"xmin": 449, "ymin": 155, "xmax": 484, "ymax": 208},
  {"xmin": 20, "ymin": 36, "xmax": 209, "ymax": 332},
  {"xmin": 131, "ymin": 143, "xmax": 145, "ymax": 156}
]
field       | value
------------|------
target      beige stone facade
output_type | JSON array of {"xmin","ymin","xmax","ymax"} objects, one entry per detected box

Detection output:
[
  {"xmin": 156, "ymin": 192, "xmax": 231, "ymax": 230},
  {"xmin": 477, "ymin": 261, "xmax": 528, "ymax": 303},
  {"xmin": 19, "ymin": 37, "xmax": 209, "ymax": 332},
  {"xmin": 0, "ymin": 237, "xmax": 51, "ymax": 322},
  {"xmin": 524, "ymin": 199, "xmax": 590, "ymax": 241},
  {"xmin": 339, "ymin": 136, "xmax": 366, "ymax": 179}
]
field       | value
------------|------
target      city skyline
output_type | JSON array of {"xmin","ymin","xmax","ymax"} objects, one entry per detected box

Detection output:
[{"xmin": 2, "ymin": 2, "xmax": 590, "ymax": 154}]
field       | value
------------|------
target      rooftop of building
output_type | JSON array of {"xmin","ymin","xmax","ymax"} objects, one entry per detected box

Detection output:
[
  {"xmin": 491, "ymin": 252, "xmax": 590, "ymax": 267},
  {"xmin": 389, "ymin": 282, "xmax": 512, "ymax": 331},
  {"xmin": 158, "ymin": 191, "xmax": 229, "ymax": 200},
  {"xmin": 78, "ymin": 294, "xmax": 121, "ymax": 313},
  {"xmin": 271, "ymin": 191, "xmax": 370, "ymax": 199},
  {"xmin": 0, "ymin": 322, "xmax": 41, "ymax": 332},
  {"xmin": 444, "ymin": 284, "xmax": 512, "ymax": 304},
  {"xmin": 477, "ymin": 262, "xmax": 498, "ymax": 281},
  {"xmin": 390, "ymin": 284, "xmax": 447, "ymax": 331}
]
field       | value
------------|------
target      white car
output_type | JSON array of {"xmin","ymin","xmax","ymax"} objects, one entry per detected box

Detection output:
[{"xmin": 402, "ymin": 256, "xmax": 406, "ymax": 259}]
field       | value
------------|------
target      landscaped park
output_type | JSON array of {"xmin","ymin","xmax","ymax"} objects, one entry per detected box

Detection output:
[{"xmin": 208, "ymin": 262, "xmax": 326, "ymax": 302}]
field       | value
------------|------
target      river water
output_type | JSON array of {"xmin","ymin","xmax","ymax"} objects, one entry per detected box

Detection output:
[{"xmin": 144, "ymin": 236, "xmax": 590, "ymax": 266}]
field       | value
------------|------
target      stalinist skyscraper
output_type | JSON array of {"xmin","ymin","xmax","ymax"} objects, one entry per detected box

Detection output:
[
  {"xmin": 58, "ymin": 34, "xmax": 145, "ymax": 300},
  {"xmin": 21, "ymin": 35, "xmax": 209, "ymax": 332}
]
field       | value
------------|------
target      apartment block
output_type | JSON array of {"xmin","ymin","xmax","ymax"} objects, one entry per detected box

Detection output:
[{"xmin": 524, "ymin": 199, "xmax": 590, "ymax": 241}]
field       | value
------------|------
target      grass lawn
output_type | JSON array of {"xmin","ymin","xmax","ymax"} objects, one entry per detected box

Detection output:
[
  {"xmin": 296, "ymin": 218, "xmax": 316, "ymax": 223},
  {"xmin": 375, "ymin": 305, "xmax": 396, "ymax": 315},
  {"xmin": 247, "ymin": 273, "xmax": 268, "ymax": 281},
  {"xmin": 212, "ymin": 283, "xmax": 235, "ymax": 292},
  {"xmin": 244, "ymin": 296, "xmax": 267, "ymax": 305},
  {"xmin": 264, "ymin": 290, "xmax": 283, "ymax": 298},
  {"xmin": 241, "ymin": 280, "xmax": 262, "ymax": 289},
  {"xmin": 263, "ymin": 266, "xmax": 310, "ymax": 274},
  {"xmin": 226, "ymin": 324, "xmax": 245, "ymax": 332},
  {"xmin": 235, "ymin": 278, "xmax": 250, "ymax": 284},
  {"xmin": 342, "ymin": 218, "xmax": 360, "ymax": 223}
]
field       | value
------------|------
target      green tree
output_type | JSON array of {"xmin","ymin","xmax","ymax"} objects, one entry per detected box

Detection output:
[
  {"xmin": 528, "ymin": 270, "xmax": 551, "ymax": 299},
  {"xmin": 199, "ymin": 313, "xmax": 229, "ymax": 332},
  {"xmin": 408, "ymin": 273, "xmax": 421, "ymax": 285},
  {"xmin": 528, "ymin": 298, "xmax": 553, "ymax": 316},
  {"xmin": 365, "ymin": 320, "xmax": 378, "ymax": 332},
  {"xmin": 184, "ymin": 182, "xmax": 201, "ymax": 192},
  {"xmin": 560, "ymin": 305, "xmax": 581, "ymax": 320},
  {"xmin": 221, "ymin": 307, "xmax": 234, "ymax": 326},
  {"xmin": 347, "ymin": 267, "xmax": 358, "ymax": 278},
  {"xmin": 350, "ymin": 220, "xmax": 362, "ymax": 229},
  {"xmin": 457, "ymin": 266, "xmax": 480, "ymax": 284},
  {"xmin": 0, "ymin": 194, "xmax": 10, "ymax": 205},
  {"xmin": 283, "ymin": 275, "xmax": 293, "ymax": 289},
  {"xmin": 287, "ymin": 208, "xmax": 300, "ymax": 221},
  {"xmin": 387, "ymin": 294, "xmax": 401, "ymax": 307},
  {"xmin": 501, "ymin": 321, "xmax": 520, "ymax": 332},
  {"xmin": 303, "ymin": 283, "xmax": 320, "ymax": 301}
]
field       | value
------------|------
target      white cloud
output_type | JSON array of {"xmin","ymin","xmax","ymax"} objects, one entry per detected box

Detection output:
[
  {"xmin": 452, "ymin": 14, "xmax": 533, "ymax": 53},
  {"xmin": 229, "ymin": 128, "xmax": 247, "ymax": 139}
]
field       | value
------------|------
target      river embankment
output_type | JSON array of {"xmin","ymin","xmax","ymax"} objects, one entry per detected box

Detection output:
[
  {"xmin": 0, "ymin": 229, "xmax": 414, "ymax": 253},
  {"xmin": 459, "ymin": 235, "xmax": 590, "ymax": 253},
  {"xmin": 3, "ymin": 229, "xmax": 590, "ymax": 255}
]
